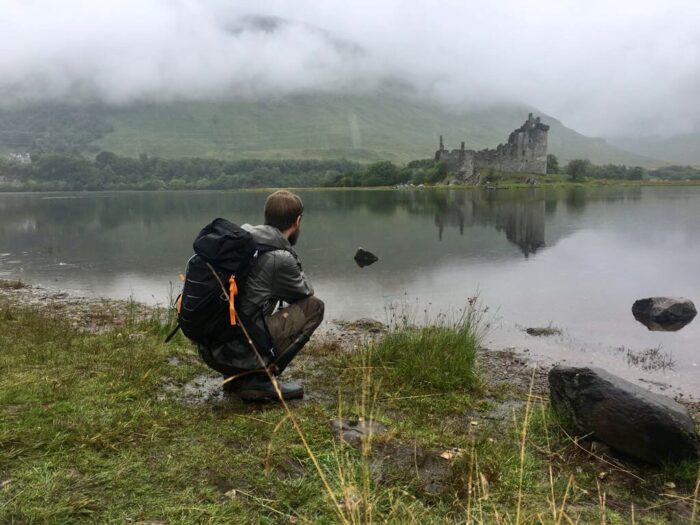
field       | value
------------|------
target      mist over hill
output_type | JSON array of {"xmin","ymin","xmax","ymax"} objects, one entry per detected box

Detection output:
[
  {"xmin": 0, "ymin": 94, "xmax": 662, "ymax": 167},
  {"xmin": 611, "ymin": 132, "xmax": 700, "ymax": 167}
]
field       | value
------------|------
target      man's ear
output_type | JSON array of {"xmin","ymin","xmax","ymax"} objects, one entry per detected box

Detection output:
[{"xmin": 295, "ymin": 215, "xmax": 302, "ymax": 228}]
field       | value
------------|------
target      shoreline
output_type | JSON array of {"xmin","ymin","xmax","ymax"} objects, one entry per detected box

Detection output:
[
  {"xmin": 2, "ymin": 278, "xmax": 697, "ymax": 419},
  {"xmin": 2, "ymin": 178, "xmax": 700, "ymax": 195}
]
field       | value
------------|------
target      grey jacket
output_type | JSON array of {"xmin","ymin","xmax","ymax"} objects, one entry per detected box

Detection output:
[
  {"xmin": 239, "ymin": 224, "xmax": 314, "ymax": 319},
  {"xmin": 197, "ymin": 224, "xmax": 313, "ymax": 372}
]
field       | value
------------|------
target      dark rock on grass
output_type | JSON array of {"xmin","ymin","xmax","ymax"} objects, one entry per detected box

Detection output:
[
  {"xmin": 632, "ymin": 297, "xmax": 696, "ymax": 331},
  {"xmin": 372, "ymin": 442, "xmax": 451, "ymax": 496},
  {"xmin": 330, "ymin": 418, "xmax": 387, "ymax": 447},
  {"xmin": 336, "ymin": 318, "xmax": 386, "ymax": 334},
  {"xmin": 354, "ymin": 248, "xmax": 379, "ymax": 268},
  {"xmin": 549, "ymin": 366, "xmax": 700, "ymax": 464}
]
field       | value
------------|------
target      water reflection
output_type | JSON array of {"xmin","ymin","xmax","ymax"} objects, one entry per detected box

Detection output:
[
  {"xmin": 0, "ymin": 186, "xmax": 660, "ymax": 271},
  {"xmin": 633, "ymin": 316, "xmax": 695, "ymax": 332},
  {"xmin": 433, "ymin": 191, "xmax": 545, "ymax": 256}
]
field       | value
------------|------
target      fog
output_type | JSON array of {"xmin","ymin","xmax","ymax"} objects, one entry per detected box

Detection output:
[{"xmin": 1, "ymin": 0, "xmax": 698, "ymax": 138}]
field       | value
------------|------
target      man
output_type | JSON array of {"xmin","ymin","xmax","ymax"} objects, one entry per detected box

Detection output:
[{"xmin": 197, "ymin": 190, "xmax": 324, "ymax": 402}]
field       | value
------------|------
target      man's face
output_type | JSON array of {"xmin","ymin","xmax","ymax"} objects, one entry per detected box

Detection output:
[
  {"xmin": 288, "ymin": 225, "xmax": 301, "ymax": 246},
  {"xmin": 288, "ymin": 215, "xmax": 302, "ymax": 246}
]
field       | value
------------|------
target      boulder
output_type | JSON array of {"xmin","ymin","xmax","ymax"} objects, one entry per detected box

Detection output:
[
  {"xmin": 354, "ymin": 248, "xmax": 379, "ymax": 268},
  {"xmin": 549, "ymin": 366, "xmax": 700, "ymax": 464},
  {"xmin": 632, "ymin": 297, "xmax": 696, "ymax": 331}
]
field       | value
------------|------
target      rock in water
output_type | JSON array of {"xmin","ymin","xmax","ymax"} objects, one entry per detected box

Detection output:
[
  {"xmin": 549, "ymin": 366, "xmax": 700, "ymax": 464},
  {"xmin": 354, "ymin": 248, "xmax": 379, "ymax": 268},
  {"xmin": 632, "ymin": 297, "xmax": 697, "ymax": 331}
]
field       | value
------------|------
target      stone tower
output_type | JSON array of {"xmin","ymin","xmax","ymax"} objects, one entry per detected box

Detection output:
[{"xmin": 508, "ymin": 113, "xmax": 549, "ymax": 174}]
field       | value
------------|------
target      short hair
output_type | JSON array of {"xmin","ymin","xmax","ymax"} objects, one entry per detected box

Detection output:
[{"xmin": 264, "ymin": 190, "xmax": 304, "ymax": 231}]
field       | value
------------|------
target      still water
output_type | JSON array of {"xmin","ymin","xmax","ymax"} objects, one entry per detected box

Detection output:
[{"xmin": 1, "ymin": 187, "xmax": 699, "ymax": 395}]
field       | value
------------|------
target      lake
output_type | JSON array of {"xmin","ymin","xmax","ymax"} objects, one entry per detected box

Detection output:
[{"xmin": 1, "ymin": 187, "xmax": 699, "ymax": 396}]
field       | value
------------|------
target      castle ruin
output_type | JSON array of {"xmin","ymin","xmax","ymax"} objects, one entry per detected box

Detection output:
[{"xmin": 435, "ymin": 113, "xmax": 549, "ymax": 180}]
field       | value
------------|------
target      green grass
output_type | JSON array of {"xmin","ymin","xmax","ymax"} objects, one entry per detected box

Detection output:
[
  {"xmin": 369, "ymin": 325, "xmax": 480, "ymax": 393},
  {"xmin": 1, "ymin": 300, "xmax": 698, "ymax": 523}
]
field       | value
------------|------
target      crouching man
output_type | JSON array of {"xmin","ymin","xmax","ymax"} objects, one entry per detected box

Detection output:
[{"xmin": 198, "ymin": 190, "xmax": 324, "ymax": 402}]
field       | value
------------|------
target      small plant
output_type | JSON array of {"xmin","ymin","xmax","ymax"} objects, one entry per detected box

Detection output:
[
  {"xmin": 0, "ymin": 279, "xmax": 26, "ymax": 290},
  {"xmin": 618, "ymin": 345, "xmax": 675, "ymax": 371},
  {"xmin": 371, "ymin": 301, "xmax": 486, "ymax": 393},
  {"xmin": 524, "ymin": 323, "xmax": 562, "ymax": 337}
]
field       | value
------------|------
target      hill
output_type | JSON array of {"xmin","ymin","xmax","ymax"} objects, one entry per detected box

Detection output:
[
  {"xmin": 0, "ymin": 94, "xmax": 662, "ymax": 167},
  {"xmin": 610, "ymin": 132, "xmax": 700, "ymax": 167}
]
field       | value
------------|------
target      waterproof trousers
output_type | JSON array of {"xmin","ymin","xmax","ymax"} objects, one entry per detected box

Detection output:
[{"xmin": 198, "ymin": 296, "xmax": 324, "ymax": 376}]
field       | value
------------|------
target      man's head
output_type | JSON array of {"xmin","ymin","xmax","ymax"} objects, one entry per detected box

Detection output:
[{"xmin": 264, "ymin": 190, "xmax": 304, "ymax": 245}]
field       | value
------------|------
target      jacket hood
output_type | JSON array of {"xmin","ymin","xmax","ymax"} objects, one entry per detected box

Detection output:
[{"xmin": 242, "ymin": 224, "xmax": 296, "ymax": 255}]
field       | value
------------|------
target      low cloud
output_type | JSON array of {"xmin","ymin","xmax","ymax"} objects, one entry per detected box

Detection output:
[{"xmin": 1, "ymin": 0, "xmax": 698, "ymax": 137}]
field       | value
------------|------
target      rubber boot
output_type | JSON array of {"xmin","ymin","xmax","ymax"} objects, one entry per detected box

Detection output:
[{"xmin": 236, "ymin": 375, "xmax": 304, "ymax": 402}]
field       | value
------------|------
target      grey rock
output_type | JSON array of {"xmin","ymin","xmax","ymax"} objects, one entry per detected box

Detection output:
[
  {"xmin": 549, "ymin": 366, "xmax": 700, "ymax": 464},
  {"xmin": 632, "ymin": 297, "xmax": 696, "ymax": 331},
  {"xmin": 330, "ymin": 418, "xmax": 387, "ymax": 447},
  {"xmin": 354, "ymin": 248, "xmax": 379, "ymax": 268}
]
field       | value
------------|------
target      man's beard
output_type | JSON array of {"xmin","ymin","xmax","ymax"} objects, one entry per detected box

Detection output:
[{"xmin": 288, "ymin": 228, "xmax": 300, "ymax": 246}]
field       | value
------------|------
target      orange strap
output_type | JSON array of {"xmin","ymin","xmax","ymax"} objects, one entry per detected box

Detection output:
[
  {"xmin": 228, "ymin": 275, "xmax": 238, "ymax": 326},
  {"xmin": 176, "ymin": 273, "xmax": 185, "ymax": 314}
]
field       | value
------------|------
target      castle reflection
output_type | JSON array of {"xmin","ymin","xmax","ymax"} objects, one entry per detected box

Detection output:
[{"xmin": 433, "ymin": 190, "xmax": 545, "ymax": 256}]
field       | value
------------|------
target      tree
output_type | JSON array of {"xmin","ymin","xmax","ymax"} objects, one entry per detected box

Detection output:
[
  {"xmin": 364, "ymin": 161, "xmax": 399, "ymax": 186},
  {"xmin": 566, "ymin": 159, "xmax": 591, "ymax": 182},
  {"xmin": 626, "ymin": 166, "xmax": 644, "ymax": 180},
  {"xmin": 546, "ymin": 154, "xmax": 559, "ymax": 174},
  {"xmin": 95, "ymin": 151, "xmax": 118, "ymax": 169}
]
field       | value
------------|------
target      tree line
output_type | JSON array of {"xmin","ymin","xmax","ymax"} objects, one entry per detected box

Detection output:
[
  {"xmin": 0, "ymin": 152, "xmax": 449, "ymax": 191},
  {"xmin": 0, "ymin": 153, "xmax": 358, "ymax": 191},
  {"xmin": 1, "ymin": 151, "xmax": 698, "ymax": 191},
  {"xmin": 547, "ymin": 154, "xmax": 700, "ymax": 182}
]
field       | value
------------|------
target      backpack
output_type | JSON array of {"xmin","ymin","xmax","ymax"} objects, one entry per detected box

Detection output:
[{"xmin": 166, "ymin": 218, "xmax": 268, "ymax": 347}]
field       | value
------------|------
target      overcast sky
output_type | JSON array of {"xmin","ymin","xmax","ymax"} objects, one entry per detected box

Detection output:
[{"xmin": 1, "ymin": 0, "xmax": 698, "ymax": 138}]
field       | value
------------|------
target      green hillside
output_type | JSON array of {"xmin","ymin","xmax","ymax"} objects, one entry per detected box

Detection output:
[
  {"xmin": 611, "ymin": 132, "xmax": 700, "ymax": 167},
  {"xmin": 1, "ymin": 94, "xmax": 663, "ymax": 166},
  {"xmin": 98, "ymin": 94, "xmax": 661, "ymax": 166}
]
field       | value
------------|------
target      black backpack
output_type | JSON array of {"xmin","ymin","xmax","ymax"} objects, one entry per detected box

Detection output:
[{"xmin": 166, "ymin": 218, "xmax": 268, "ymax": 347}]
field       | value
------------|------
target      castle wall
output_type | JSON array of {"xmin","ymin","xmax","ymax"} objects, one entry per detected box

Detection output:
[
  {"xmin": 435, "ymin": 140, "xmax": 474, "ymax": 181},
  {"xmin": 436, "ymin": 114, "xmax": 549, "ymax": 177}
]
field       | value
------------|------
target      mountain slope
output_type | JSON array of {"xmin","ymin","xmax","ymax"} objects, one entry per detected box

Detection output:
[
  {"xmin": 610, "ymin": 133, "xmax": 700, "ymax": 167},
  {"xmin": 0, "ymin": 94, "xmax": 662, "ymax": 166},
  {"xmin": 95, "ymin": 94, "xmax": 661, "ymax": 166}
]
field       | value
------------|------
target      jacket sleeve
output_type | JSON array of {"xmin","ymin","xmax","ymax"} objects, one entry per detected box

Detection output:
[{"xmin": 271, "ymin": 251, "xmax": 314, "ymax": 303}]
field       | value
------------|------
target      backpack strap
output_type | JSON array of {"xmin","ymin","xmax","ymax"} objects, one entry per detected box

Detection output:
[
  {"xmin": 164, "ymin": 323, "xmax": 180, "ymax": 343},
  {"xmin": 204, "ymin": 261, "xmax": 268, "ymax": 362},
  {"xmin": 205, "ymin": 262, "xmax": 239, "ymax": 326}
]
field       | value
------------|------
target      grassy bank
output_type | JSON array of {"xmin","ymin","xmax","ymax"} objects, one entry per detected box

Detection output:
[{"xmin": 1, "ymin": 297, "xmax": 699, "ymax": 523}]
